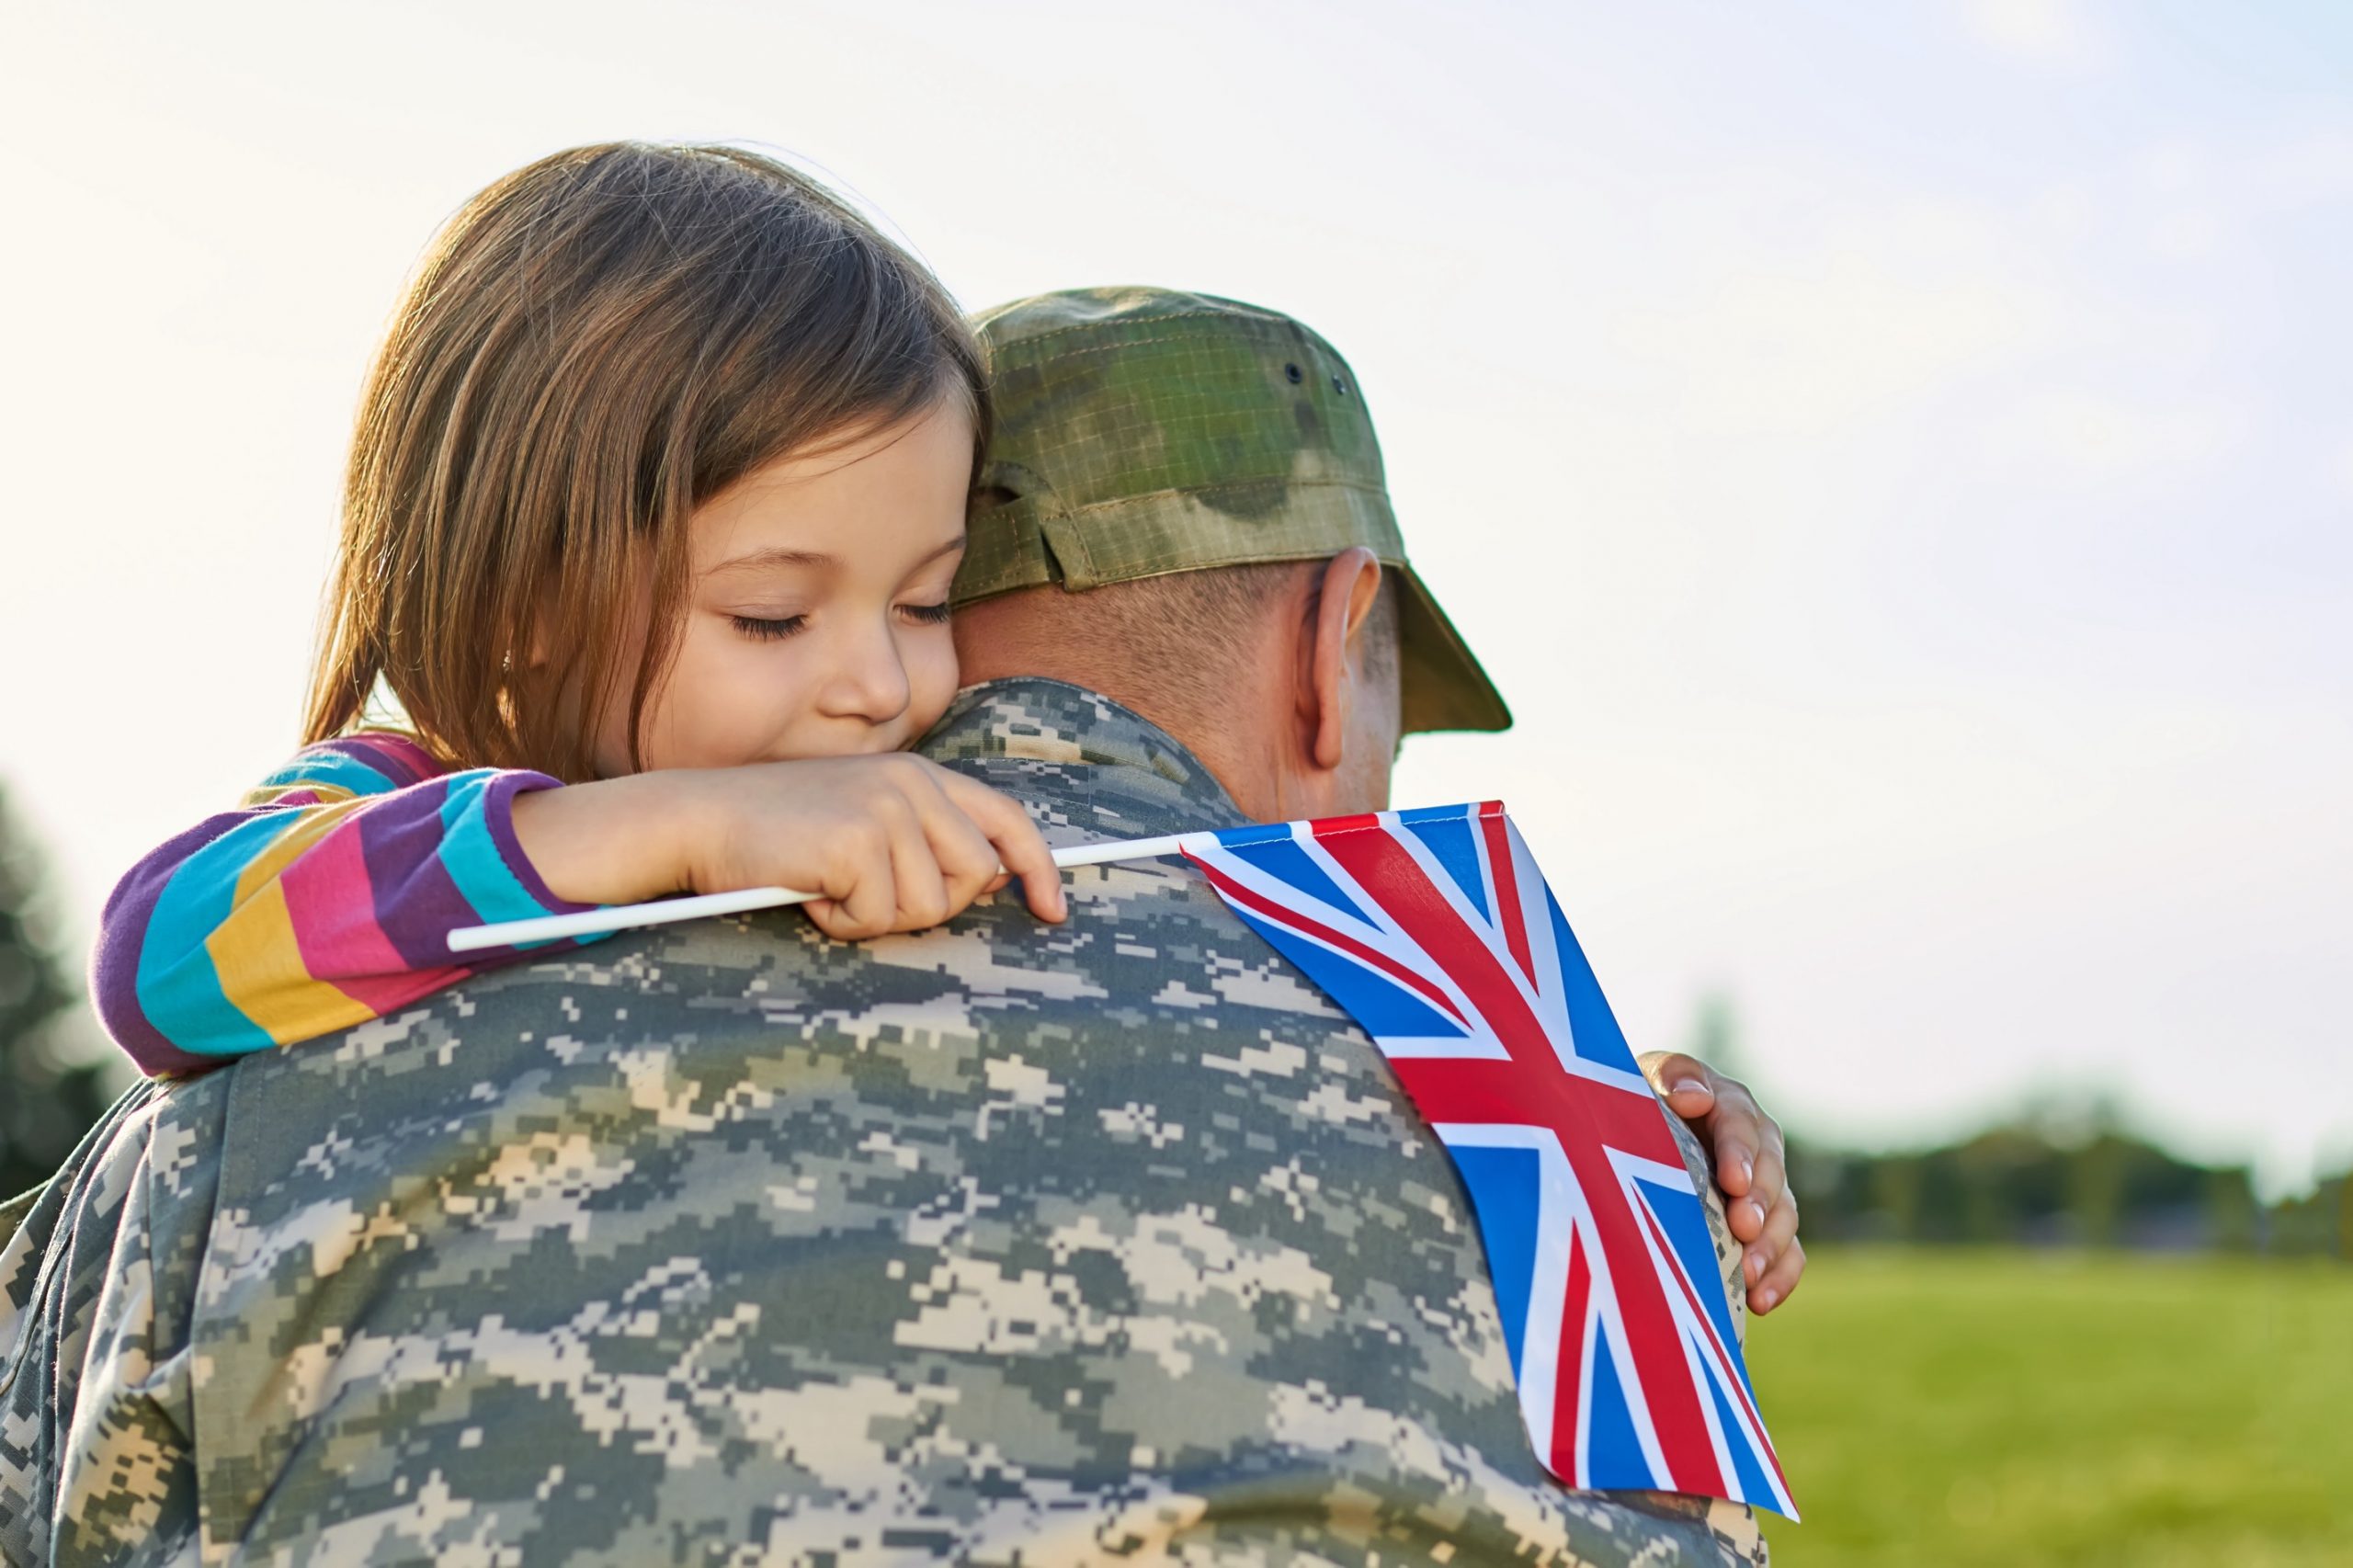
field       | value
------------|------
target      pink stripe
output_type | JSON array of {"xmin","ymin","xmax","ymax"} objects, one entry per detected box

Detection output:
[
  {"xmin": 325, "ymin": 962, "xmax": 474, "ymax": 1018},
  {"xmin": 281, "ymin": 815, "xmax": 443, "ymax": 984},
  {"xmin": 347, "ymin": 732, "xmax": 445, "ymax": 782}
]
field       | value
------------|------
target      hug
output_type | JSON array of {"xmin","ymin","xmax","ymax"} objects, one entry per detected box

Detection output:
[{"xmin": 0, "ymin": 142, "xmax": 1802, "ymax": 1567}]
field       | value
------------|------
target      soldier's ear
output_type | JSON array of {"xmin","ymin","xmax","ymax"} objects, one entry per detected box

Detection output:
[{"xmin": 1308, "ymin": 549, "xmax": 1383, "ymax": 773}]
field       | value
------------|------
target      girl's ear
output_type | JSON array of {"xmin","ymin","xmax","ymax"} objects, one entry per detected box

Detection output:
[{"xmin": 523, "ymin": 583, "xmax": 563, "ymax": 668}]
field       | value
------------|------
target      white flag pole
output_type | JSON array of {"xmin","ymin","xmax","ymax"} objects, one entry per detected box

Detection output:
[{"xmin": 445, "ymin": 831, "xmax": 1200, "ymax": 953}]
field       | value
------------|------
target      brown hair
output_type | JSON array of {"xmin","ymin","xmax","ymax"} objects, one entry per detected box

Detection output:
[{"xmin": 304, "ymin": 141, "xmax": 987, "ymax": 779}]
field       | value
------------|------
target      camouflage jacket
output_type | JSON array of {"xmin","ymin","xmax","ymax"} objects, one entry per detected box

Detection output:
[{"xmin": 0, "ymin": 678, "xmax": 1767, "ymax": 1567}]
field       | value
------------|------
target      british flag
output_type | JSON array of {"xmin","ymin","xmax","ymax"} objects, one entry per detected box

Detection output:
[{"xmin": 1179, "ymin": 801, "xmax": 1797, "ymax": 1517}]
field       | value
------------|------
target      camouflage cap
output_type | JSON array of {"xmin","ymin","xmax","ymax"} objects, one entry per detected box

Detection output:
[{"xmin": 954, "ymin": 287, "xmax": 1512, "ymax": 733}]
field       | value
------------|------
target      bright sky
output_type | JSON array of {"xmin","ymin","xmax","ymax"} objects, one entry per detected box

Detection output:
[{"xmin": 4, "ymin": 1, "xmax": 2346, "ymax": 1193}]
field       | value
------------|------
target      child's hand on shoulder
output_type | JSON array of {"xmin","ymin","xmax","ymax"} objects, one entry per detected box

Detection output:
[
  {"xmin": 682, "ymin": 755, "xmax": 1065, "ymax": 938},
  {"xmin": 511, "ymin": 755, "xmax": 1067, "ymax": 937}
]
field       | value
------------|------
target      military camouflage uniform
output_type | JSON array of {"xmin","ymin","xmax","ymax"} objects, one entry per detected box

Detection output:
[{"xmin": 1, "ymin": 679, "xmax": 1765, "ymax": 1566}]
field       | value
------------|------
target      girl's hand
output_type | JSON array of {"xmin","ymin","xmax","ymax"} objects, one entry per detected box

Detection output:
[
  {"xmin": 681, "ymin": 755, "xmax": 1065, "ymax": 938},
  {"xmin": 510, "ymin": 756, "xmax": 1066, "ymax": 937}
]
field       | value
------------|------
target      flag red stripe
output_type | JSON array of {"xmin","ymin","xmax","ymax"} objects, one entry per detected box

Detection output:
[
  {"xmin": 1475, "ymin": 809, "xmax": 1540, "ymax": 987},
  {"xmin": 1634, "ymin": 1198, "xmax": 1792, "ymax": 1500},
  {"xmin": 1390, "ymin": 1058, "xmax": 1683, "ymax": 1156},
  {"xmin": 1558, "ymin": 1138, "xmax": 1724, "ymax": 1495},
  {"xmin": 1552, "ymin": 1229, "xmax": 1594, "ymax": 1484}
]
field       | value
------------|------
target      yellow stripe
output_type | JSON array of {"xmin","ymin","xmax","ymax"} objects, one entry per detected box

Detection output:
[
  {"xmin": 237, "ymin": 781, "xmax": 359, "ymax": 810},
  {"xmin": 229, "ymin": 795, "xmax": 375, "ymax": 903},
  {"xmin": 205, "ymin": 878, "xmax": 381, "ymax": 1044},
  {"xmin": 211, "ymin": 794, "xmax": 382, "ymax": 1043}
]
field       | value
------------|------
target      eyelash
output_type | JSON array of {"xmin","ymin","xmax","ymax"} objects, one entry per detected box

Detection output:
[{"xmin": 728, "ymin": 603, "xmax": 952, "ymax": 642}]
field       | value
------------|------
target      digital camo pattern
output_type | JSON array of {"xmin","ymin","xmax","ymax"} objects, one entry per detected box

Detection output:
[{"xmin": 1, "ymin": 678, "xmax": 1765, "ymax": 1567}]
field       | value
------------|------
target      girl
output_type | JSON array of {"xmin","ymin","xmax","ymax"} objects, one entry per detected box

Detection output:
[{"xmin": 92, "ymin": 142, "xmax": 1066, "ymax": 1079}]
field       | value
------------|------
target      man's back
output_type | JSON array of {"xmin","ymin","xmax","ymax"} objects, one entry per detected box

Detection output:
[{"xmin": 2, "ymin": 679, "xmax": 1764, "ymax": 1566}]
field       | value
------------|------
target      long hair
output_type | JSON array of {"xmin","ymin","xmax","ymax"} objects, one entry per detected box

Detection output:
[{"xmin": 303, "ymin": 142, "xmax": 987, "ymax": 779}]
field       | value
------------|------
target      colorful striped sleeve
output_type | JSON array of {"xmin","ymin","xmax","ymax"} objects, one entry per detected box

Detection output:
[{"xmin": 91, "ymin": 733, "xmax": 601, "ymax": 1077}]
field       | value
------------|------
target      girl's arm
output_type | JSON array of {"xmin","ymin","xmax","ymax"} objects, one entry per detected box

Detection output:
[
  {"xmin": 506, "ymin": 753, "xmax": 1066, "ymax": 940},
  {"xmin": 92, "ymin": 734, "xmax": 598, "ymax": 1076},
  {"xmin": 96, "ymin": 742, "xmax": 1065, "ymax": 1077}
]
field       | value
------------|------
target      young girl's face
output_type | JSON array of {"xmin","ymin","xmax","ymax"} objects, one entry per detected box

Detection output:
[{"xmin": 592, "ymin": 397, "xmax": 974, "ymax": 777}]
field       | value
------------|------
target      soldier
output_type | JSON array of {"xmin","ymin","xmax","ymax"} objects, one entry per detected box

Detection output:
[{"xmin": 0, "ymin": 287, "xmax": 1800, "ymax": 1566}]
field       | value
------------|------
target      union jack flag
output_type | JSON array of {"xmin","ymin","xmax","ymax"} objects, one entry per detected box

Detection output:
[{"xmin": 1180, "ymin": 801, "xmax": 1797, "ymax": 1517}]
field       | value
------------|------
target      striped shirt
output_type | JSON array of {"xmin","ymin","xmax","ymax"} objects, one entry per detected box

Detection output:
[{"xmin": 93, "ymin": 733, "xmax": 598, "ymax": 1077}]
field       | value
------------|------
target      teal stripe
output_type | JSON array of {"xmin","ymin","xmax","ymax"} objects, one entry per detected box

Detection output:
[
  {"xmin": 135, "ymin": 812, "xmax": 294, "ymax": 1057},
  {"xmin": 438, "ymin": 772, "xmax": 555, "ymax": 926},
  {"xmin": 258, "ymin": 748, "xmax": 401, "ymax": 797}
]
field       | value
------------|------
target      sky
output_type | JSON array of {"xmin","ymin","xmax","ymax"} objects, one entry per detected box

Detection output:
[{"xmin": 3, "ymin": 0, "xmax": 2347, "ymax": 1194}]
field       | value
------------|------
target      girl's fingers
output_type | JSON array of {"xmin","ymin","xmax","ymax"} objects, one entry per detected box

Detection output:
[
  {"xmin": 938, "ymin": 773, "xmax": 1064, "ymax": 922},
  {"xmin": 995, "ymin": 826, "xmax": 1065, "ymax": 923},
  {"xmin": 915, "ymin": 791, "xmax": 1006, "ymax": 918},
  {"xmin": 880, "ymin": 790, "xmax": 951, "ymax": 932},
  {"xmin": 834, "ymin": 822, "xmax": 902, "ymax": 939},
  {"xmin": 807, "ymin": 885, "xmax": 892, "ymax": 943},
  {"xmin": 801, "ymin": 898, "xmax": 860, "ymax": 942},
  {"xmin": 783, "ymin": 760, "xmax": 1052, "ymax": 940}
]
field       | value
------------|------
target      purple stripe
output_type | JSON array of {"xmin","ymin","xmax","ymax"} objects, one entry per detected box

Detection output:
[
  {"xmin": 480, "ymin": 772, "xmax": 593, "ymax": 916},
  {"xmin": 354, "ymin": 777, "xmax": 489, "ymax": 970},
  {"xmin": 92, "ymin": 809, "xmax": 256, "ymax": 1077}
]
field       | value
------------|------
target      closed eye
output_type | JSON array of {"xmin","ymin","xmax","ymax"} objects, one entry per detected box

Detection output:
[
  {"xmin": 730, "ymin": 613, "xmax": 807, "ymax": 642},
  {"xmin": 899, "ymin": 601, "xmax": 952, "ymax": 626}
]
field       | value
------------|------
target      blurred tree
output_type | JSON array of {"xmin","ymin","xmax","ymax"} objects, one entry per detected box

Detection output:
[
  {"xmin": 2205, "ymin": 1166, "xmax": 2258, "ymax": 1253},
  {"xmin": 1779, "ymin": 1088, "xmax": 2283, "ymax": 1255},
  {"xmin": 1869, "ymin": 1153, "xmax": 1925, "ymax": 1240},
  {"xmin": 2067, "ymin": 1129, "xmax": 2129, "ymax": 1248},
  {"xmin": 0, "ymin": 784, "xmax": 111, "ymax": 1201},
  {"xmin": 2265, "ymin": 1171, "xmax": 2352, "ymax": 1259},
  {"xmin": 1951, "ymin": 1126, "xmax": 2058, "ymax": 1243}
]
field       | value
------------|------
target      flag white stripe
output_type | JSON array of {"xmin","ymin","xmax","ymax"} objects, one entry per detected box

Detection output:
[
  {"xmin": 1339, "ymin": 813, "xmax": 1650, "ymax": 1097},
  {"xmin": 1432, "ymin": 1121, "xmax": 1572, "ymax": 1460},
  {"xmin": 1188, "ymin": 838, "xmax": 1513, "ymax": 1062}
]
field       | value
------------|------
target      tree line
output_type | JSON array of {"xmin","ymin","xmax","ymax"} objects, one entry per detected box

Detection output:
[
  {"xmin": 1677, "ymin": 994, "xmax": 2353, "ymax": 1259},
  {"xmin": 0, "ymin": 785, "xmax": 114, "ymax": 1201},
  {"xmin": 1786, "ymin": 1120, "xmax": 2349, "ymax": 1258}
]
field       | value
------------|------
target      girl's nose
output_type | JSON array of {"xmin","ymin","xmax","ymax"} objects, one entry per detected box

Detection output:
[{"xmin": 814, "ymin": 617, "xmax": 912, "ymax": 725}]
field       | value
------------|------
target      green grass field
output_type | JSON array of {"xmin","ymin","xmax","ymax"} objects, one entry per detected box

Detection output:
[{"xmin": 1745, "ymin": 1250, "xmax": 2353, "ymax": 1566}]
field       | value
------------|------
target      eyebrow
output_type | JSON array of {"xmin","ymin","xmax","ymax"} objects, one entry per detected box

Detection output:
[{"xmin": 709, "ymin": 534, "xmax": 967, "ymax": 578}]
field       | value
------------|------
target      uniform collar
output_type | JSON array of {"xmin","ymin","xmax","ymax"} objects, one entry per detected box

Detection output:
[{"xmin": 918, "ymin": 677, "xmax": 1248, "ymax": 841}]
